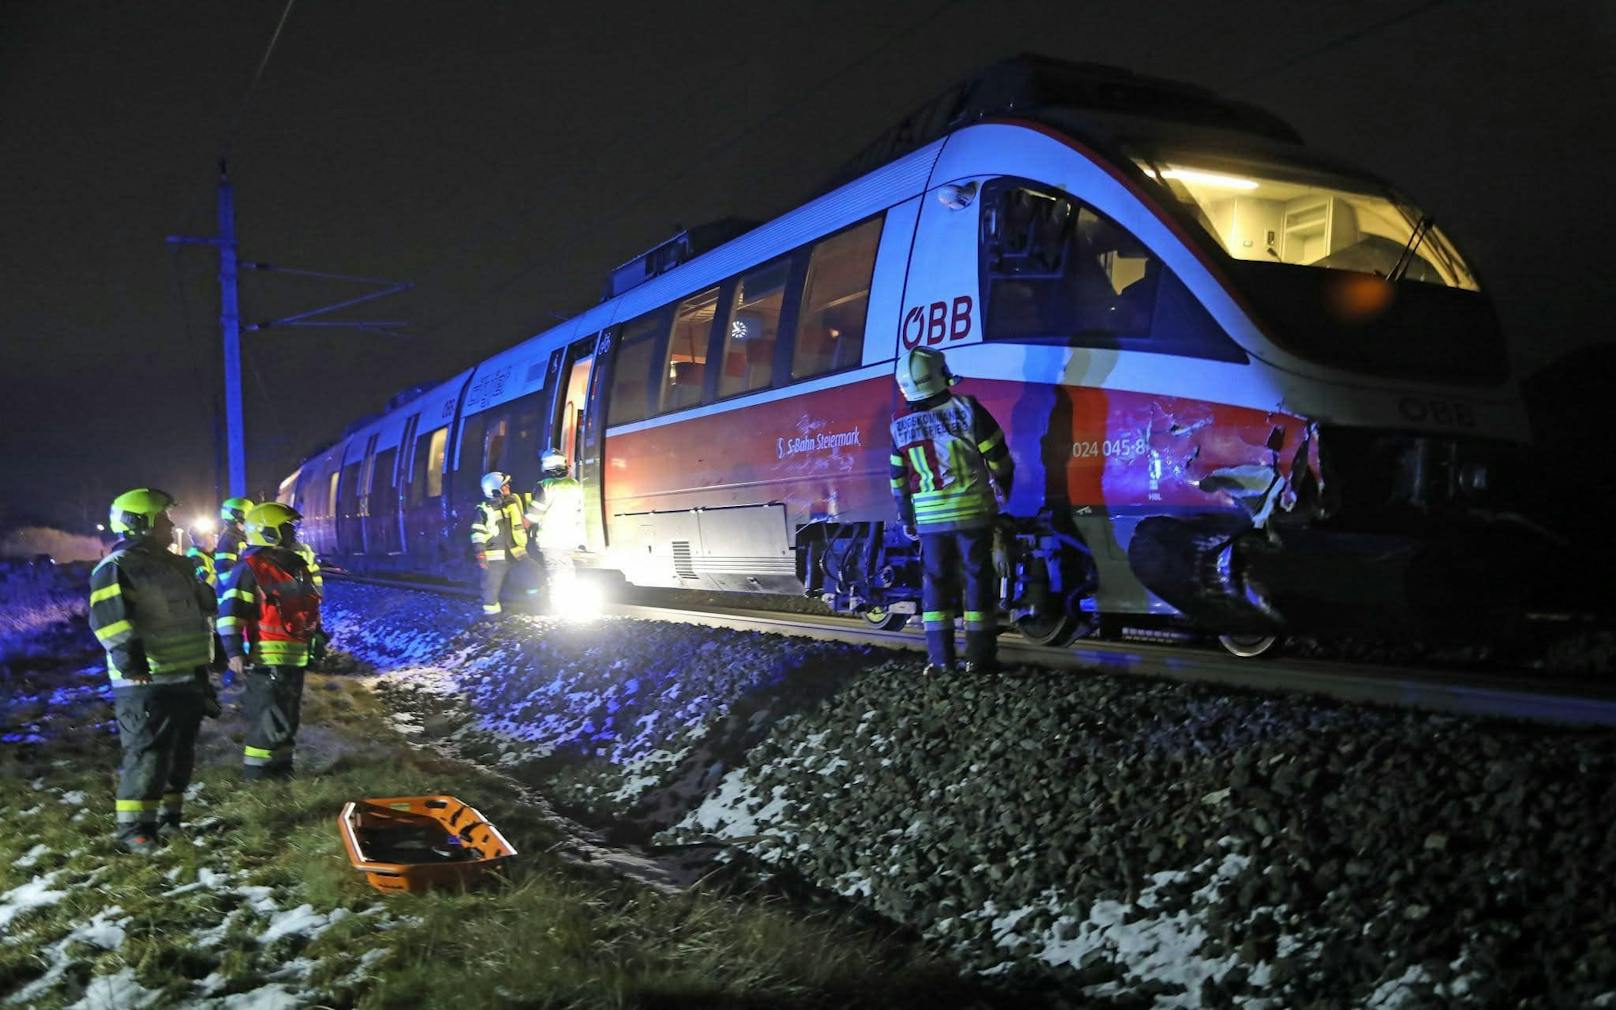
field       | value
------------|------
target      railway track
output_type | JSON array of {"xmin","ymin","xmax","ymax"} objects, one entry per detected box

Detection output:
[{"xmin": 328, "ymin": 570, "xmax": 1616, "ymax": 729}]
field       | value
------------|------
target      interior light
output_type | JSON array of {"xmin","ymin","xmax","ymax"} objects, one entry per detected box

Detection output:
[{"xmin": 1159, "ymin": 167, "xmax": 1258, "ymax": 191}]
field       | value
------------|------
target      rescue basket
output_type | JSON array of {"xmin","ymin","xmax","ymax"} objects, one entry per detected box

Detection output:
[{"xmin": 338, "ymin": 794, "xmax": 516, "ymax": 893}]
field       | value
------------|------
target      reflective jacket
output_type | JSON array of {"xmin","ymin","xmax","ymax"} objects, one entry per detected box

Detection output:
[
  {"xmin": 185, "ymin": 546, "xmax": 217, "ymax": 588},
  {"xmin": 293, "ymin": 542, "xmax": 323, "ymax": 591},
  {"xmin": 527, "ymin": 477, "xmax": 584, "ymax": 552},
  {"xmin": 89, "ymin": 537, "xmax": 216, "ymax": 688},
  {"xmin": 214, "ymin": 524, "xmax": 247, "ymax": 574},
  {"xmin": 217, "ymin": 545, "xmax": 322, "ymax": 668},
  {"xmin": 471, "ymin": 494, "xmax": 530, "ymax": 561},
  {"xmin": 889, "ymin": 392, "xmax": 1014, "ymax": 533}
]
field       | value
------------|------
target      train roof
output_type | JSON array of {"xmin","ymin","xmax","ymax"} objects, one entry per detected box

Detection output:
[{"xmin": 822, "ymin": 54, "xmax": 1301, "ymax": 194}]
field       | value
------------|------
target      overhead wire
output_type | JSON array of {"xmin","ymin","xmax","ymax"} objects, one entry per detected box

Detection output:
[
  {"xmin": 407, "ymin": 0, "xmax": 970, "ymax": 344},
  {"xmin": 220, "ymin": 0, "xmax": 297, "ymax": 163}
]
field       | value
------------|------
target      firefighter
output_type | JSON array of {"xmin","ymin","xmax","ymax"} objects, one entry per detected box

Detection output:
[
  {"xmin": 184, "ymin": 545, "xmax": 216, "ymax": 588},
  {"xmin": 526, "ymin": 452, "xmax": 584, "ymax": 606},
  {"xmin": 888, "ymin": 347, "xmax": 1014, "ymax": 675},
  {"xmin": 213, "ymin": 497, "xmax": 254, "ymax": 575},
  {"xmin": 217, "ymin": 502, "xmax": 322, "ymax": 780},
  {"xmin": 88, "ymin": 489, "xmax": 217, "ymax": 853},
  {"xmin": 291, "ymin": 539, "xmax": 328, "ymax": 666},
  {"xmin": 471, "ymin": 471, "xmax": 541, "ymax": 616}
]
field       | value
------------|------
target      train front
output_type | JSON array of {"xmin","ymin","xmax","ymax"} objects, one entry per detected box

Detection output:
[{"xmin": 930, "ymin": 118, "xmax": 1567, "ymax": 645}]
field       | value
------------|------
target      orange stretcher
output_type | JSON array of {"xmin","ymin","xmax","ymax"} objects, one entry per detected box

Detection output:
[{"xmin": 338, "ymin": 794, "xmax": 517, "ymax": 893}]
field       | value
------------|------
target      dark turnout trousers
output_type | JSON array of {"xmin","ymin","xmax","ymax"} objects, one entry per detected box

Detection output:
[
  {"xmin": 242, "ymin": 665, "xmax": 305, "ymax": 780},
  {"xmin": 919, "ymin": 526, "xmax": 998, "ymax": 668},
  {"xmin": 114, "ymin": 682, "xmax": 205, "ymax": 839},
  {"xmin": 479, "ymin": 554, "xmax": 542, "ymax": 615}
]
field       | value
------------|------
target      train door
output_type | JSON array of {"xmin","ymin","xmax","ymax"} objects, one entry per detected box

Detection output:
[
  {"xmin": 577, "ymin": 331, "xmax": 610, "ymax": 552},
  {"xmin": 365, "ymin": 433, "xmax": 405, "ymax": 557},
  {"xmin": 389, "ymin": 413, "xmax": 420, "ymax": 555},
  {"xmin": 551, "ymin": 337, "xmax": 595, "ymax": 479}
]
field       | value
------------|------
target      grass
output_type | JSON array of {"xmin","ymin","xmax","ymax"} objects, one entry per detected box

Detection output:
[
  {"xmin": 0, "ymin": 636, "xmax": 1011, "ymax": 1009},
  {"xmin": 0, "ymin": 563, "xmax": 87, "ymax": 664}
]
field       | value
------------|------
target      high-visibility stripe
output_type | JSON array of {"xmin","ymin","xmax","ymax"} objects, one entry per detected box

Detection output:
[
  {"xmin": 963, "ymin": 610, "xmax": 991, "ymax": 623},
  {"xmin": 216, "ymin": 552, "xmax": 238, "ymax": 561},
  {"xmin": 484, "ymin": 549, "xmax": 507, "ymax": 560},
  {"xmin": 116, "ymin": 798, "xmax": 157, "ymax": 812},
  {"xmin": 889, "ymin": 478, "xmax": 906, "ymax": 490},
  {"xmin": 222, "ymin": 588, "xmax": 254, "ymax": 603},
  {"xmin": 254, "ymin": 641, "xmax": 311, "ymax": 665},
  {"xmin": 483, "ymin": 602, "xmax": 502, "ymax": 614},
  {"xmin": 90, "ymin": 583, "xmax": 122, "ymax": 605},
  {"xmin": 94, "ymin": 619, "xmax": 134, "ymax": 643},
  {"xmin": 888, "ymin": 453, "xmax": 904, "ymax": 466},
  {"xmin": 977, "ymin": 430, "xmax": 1005, "ymax": 454},
  {"xmin": 922, "ymin": 610, "xmax": 955, "ymax": 626},
  {"xmin": 216, "ymin": 617, "xmax": 241, "ymax": 632},
  {"xmin": 244, "ymin": 745, "xmax": 273, "ymax": 758},
  {"xmin": 160, "ymin": 793, "xmax": 183, "ymax": 812}
]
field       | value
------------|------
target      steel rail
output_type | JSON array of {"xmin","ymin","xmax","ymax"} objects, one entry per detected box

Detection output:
[{"xmin": 327, "ymin": 571, "xmax": 1616, "ymax": 729}]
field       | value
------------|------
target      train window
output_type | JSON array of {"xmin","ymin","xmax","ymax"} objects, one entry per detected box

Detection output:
[
  {"xmin": 791, "ymin": 216, "xmax": 882, "ymax": 381},
  {"xmin": 660, "ymin": 286, "xmax": 720, "ymax": 413},
  {"xmin": 501, "ymin": 391, "xmax": 547, "ymax": 487},
  {"xmin": 370, "ymin": 446, "xmax": 398, "ymax": 499},
  {"xmin": 718, "ymin": 260, "xmax": 787, "ymax": 398},
  {"xmin": 981, "ymin": 180, "xmax": 1243, "ymax": 361},
  {"xmin": 422, "ymin": 426, "xmax": 447, "ymax": 500},
  {"xmin": 483, "ymin": 414, "xmax": 509, "ymax": 474},
  {"xmin": 338, "ymin": 460, "xmax": 362, "ymax": 518},
  {"xmin": 607, "ymin": 312, "xmax": 666, "ymax": 426},
  {"xmin": 326, "ymin": 472, "xmax": 339, "ymax": 518},
  {"xmin": 456, "ymin": 412, "xmax": 487, "ymax": 503}
]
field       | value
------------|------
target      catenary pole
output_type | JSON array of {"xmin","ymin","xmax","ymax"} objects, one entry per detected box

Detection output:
[{"xmin": 217, "ymin": 161, "xmax": 246, "ymax": 498}]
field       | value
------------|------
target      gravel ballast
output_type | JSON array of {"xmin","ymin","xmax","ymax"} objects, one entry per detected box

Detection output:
[{"xmin": 325, "ymin": 581, "xmax": 1616, "ymax": 1008}]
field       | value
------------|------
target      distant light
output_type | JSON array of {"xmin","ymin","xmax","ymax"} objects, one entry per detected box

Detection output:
[
  {"xmin": 193, "ymin": 516, "xmax": 218, "ymax": 535},
  {"xmin": 1159, "ymin": 167, "xmax": 1258, "ymax": 191},
  {"xmin": 95, "ymin": 523, "xmax": 105, "ymax": 532}
]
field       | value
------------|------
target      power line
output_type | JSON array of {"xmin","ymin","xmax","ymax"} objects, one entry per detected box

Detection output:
[
  {"xmin": 408, "ymin": 0, "xmax": 970, "ymax": 344},
  {"xmin": 221, "ymin": 0, "xmax": 297, "ymax": 162},
  {"xmin": 1221, "ymin": 0, "xmax": 1451, "ymax": 92}
]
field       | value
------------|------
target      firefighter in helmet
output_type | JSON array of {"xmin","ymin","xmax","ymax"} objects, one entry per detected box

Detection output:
[
  {"xmin": 213, "ymin": 496, "xmax": 254, "ymax": 575},
  {"xmin": 526, "ymin": 452, "xmax": 585, "ymax": 607},
  {"xmin": 88, "ymin": 488, "xmax": 218, "ymax": 852},
  {"xmin": 888, "ymin": 347, "xmax": 1014, "ymax": 675},
  {"xmin": 471, "ymin": 471, "xmax": 541, "ymax": 616},
  {"xmin": 216, "ymin": 502, "xmax": 322, "ymax": 780}
]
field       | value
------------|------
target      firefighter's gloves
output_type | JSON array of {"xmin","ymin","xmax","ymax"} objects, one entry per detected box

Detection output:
[
  {"xmin": 225, "ymin": 655, "xmax": 245, "ymax": 686},
  {"xmin": 902, "ymin": 524, "xmax": 920, "ymax": 542},
  {"xmin": 310, "ymin": 628, "xmax": 331, "ymax": 663}
]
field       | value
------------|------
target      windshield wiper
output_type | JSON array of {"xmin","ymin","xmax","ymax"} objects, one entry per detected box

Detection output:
[{"xmin": 1387, "ymin": 214, "xmax": 1434, "ymax": 283}]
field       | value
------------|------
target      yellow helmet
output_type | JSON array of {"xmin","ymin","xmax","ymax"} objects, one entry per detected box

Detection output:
[
  {"xmin": 109, "ymin": 488, "xmax": 176, "ymax": 536},
  {"xmin": 220, "ymin": 496, "xmax": 256, "ymax": 525},
  {"xmin": 245, "ymin": 502, "xmax": 303, "ymax": 547}
]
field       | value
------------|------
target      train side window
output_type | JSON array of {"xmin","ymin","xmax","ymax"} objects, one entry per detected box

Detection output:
[
  {"xmin": 790, "ymin": 215, "xmax": 883, "ymax": 381},
  {"xmin": 483, "ymin": 413, "xmax": 509, "ymax": 474},
  {"xmin": 981, "ymin": 179, "xmax": 1243, "ymax": 361},
  {"xmin": 456, "ymin": 412, "xmax": 488, "ymax": 502},
  {"xmin": 326, "ymin": 471, "xmax": 339, "ymax": 518},
  {"xmin": 659, "ymin": 286, "xmax": 720, "ymax": 413},
  {"xmin": 422, "ymin": 426, "xmax": 447, "ymax": 500},
  {"xmin": 503, "ymin": 391, "xmax": 547, "ymax": 487},
  {"xmin": 718, "ymin": 260, "xmax": 787, "ymax": 398},
  {"xmin": 607, "ymin": 312, "xmax": 666, "ymax": 426},
  {"xmin": 370, "ymin": 446, "xmax": 398, "ymax": 503}
]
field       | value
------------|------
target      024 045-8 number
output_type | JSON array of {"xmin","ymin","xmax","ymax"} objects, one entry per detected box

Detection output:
[{"xmin": 1071, "ymin": 438, "xmax": 1148, "ymax": 461}]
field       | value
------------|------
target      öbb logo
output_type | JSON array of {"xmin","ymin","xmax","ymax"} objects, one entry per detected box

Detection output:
[{"xmin": 901, "ymin": 295, "xmax": 973, "ymax": 349}]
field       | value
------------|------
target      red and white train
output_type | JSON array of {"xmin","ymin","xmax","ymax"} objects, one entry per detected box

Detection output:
[{"xmin": 281, "ymin": 58, "xmax": 1549, "ymax": 653}]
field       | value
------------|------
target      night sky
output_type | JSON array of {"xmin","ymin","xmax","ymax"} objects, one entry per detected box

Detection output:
[{"xmin": 3, "ymin": 1, "xmax": 1612, "ymax": 529}]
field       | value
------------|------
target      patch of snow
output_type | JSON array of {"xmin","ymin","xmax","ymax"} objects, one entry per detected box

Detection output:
[
  {"xmin": 58, "ymin": 790, "xmax": 87, "ymax": 806},
  {"xmin": 257, "ymin": 903, "xmax": 346, "ymax": 945},
  {"xmin": 163, "ymin": 866, "xmax": 231, "ymax": 897},
  {"xmin": 14, "ymin": 844, "xmax": 50, "ymax": 869},
  {"xmin": 62, "ymin": 968, "xmax": 160, "ymax": 1010},
  {"xmin": 235, "ymin": 884, "xmax": 279, "ymax": 914},
  {"xmin": 0, "ymin": 871, "xmax": 67, "ymax": 931}
]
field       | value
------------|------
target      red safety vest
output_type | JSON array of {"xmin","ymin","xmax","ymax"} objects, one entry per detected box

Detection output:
[{"xmin": 243, "ymin": 550, "xmax": 321, "ymax": 665}]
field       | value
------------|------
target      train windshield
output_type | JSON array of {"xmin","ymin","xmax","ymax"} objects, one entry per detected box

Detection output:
[{"xmin": 1133, "ymin": 150, "xmax": 1479, "ymax": 291}]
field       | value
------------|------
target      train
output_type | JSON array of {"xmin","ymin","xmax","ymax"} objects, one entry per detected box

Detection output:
[{"xmin": 279, "ymin": 56, "xmax": 1559, "ymax": 656}]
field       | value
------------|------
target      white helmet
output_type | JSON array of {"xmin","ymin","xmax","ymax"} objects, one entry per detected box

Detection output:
[
  {"xmin": 896, "ymin": 346, "xmax": 956, "ymax": 402},
  {"xmin": 480, "ymin": 471, "xmax": 510, "ymax": 499},
  {"xmin": 541, "ymin": 452, "xmax": 567, "ymax": 476}
]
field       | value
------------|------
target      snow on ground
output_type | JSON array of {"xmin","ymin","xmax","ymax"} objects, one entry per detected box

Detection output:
[{"xmin": 0, "ymin": 871, "xmax": 67, "ymax": 931}]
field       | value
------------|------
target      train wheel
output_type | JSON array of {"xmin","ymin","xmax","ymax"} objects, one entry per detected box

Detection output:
[
  {"xmin": 860, "ymin": 607, "xmax": 910, "ymax": 632},
  {"xmin": 1016, "ymin": 612, "xmax": 1080, "ymax": 647},
  {"xmin": 1217, "ymin": 633, "xmax": 1279, "ymax": 659}
]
